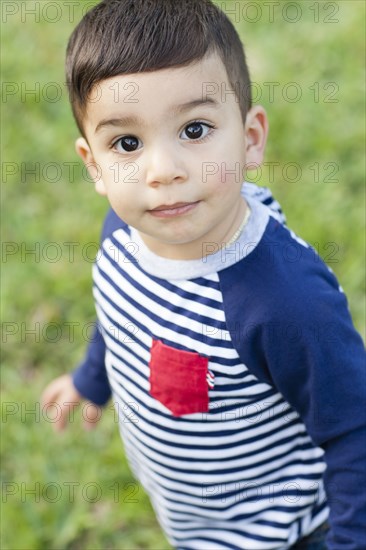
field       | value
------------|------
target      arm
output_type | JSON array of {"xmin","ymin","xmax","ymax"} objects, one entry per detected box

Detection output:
[
  {"xmin": 262, "ymin": 288, "xmax": 366, "ymax": 550},
  {"xmin": 220, "ymin": 220, "xmax": 366, "ymax": 549},
  {"xmin": 72, "ymin": 323, "xmax": 111, "ymax": 406},
  {"xmin": 70, "ymin": 205, "xmax": 129, "ymax": 405}
]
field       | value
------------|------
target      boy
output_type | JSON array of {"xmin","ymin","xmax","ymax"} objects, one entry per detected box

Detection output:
[{"xmin": 41, "ymin": 0, "xmax": 366, "ymax": 548}]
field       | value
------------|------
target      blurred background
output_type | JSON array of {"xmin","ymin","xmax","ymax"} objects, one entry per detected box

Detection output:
[{"xmin": 1, "ymin": 1, "xmax": 365, "ymax": 548}]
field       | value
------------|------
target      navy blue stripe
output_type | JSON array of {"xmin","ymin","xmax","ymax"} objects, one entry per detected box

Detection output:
[
  {"xmin": 115, "ymin": 388, "xmax": 308, "ymax": 449},
  {"xmin": 108, "ymin": 233, "xmax": 223, "ymax": 305},
  {"xmin": 96, "ymin": 263, "xmax": 232, "ymax": 348}
]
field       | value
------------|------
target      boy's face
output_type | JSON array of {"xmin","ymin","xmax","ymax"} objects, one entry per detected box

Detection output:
[{"xmin": 77, "ymin": 53, "xmax": 268, "ymax": 260}]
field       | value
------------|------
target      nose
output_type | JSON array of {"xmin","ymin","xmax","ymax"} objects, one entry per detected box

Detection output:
[{"xmin": 145, "ymin": 141, "xmax": 188, "ymax": 187}]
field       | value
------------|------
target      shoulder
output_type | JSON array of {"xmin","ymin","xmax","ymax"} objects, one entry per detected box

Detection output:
[
  {"xmin": 218, "ymin": 216, "xmax": 353, "ymax": 366},
  {"xmin": 220, "ymin": 216, "xmax": 343, "ymax": 318}
]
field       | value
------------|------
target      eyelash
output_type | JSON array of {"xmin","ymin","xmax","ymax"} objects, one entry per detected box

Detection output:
[
  {"xmin": 182, "ymin": 120, "xmax": 215, "ymax": 142},
  {"xmin": 110, "ymin": 120, "xmax": 215, "ymax": 153}
]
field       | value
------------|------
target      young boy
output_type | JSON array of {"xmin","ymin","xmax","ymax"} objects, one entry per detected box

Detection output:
[{"xmin": 41, "ymin": 0, "xmax": 366, "ymax": 548}]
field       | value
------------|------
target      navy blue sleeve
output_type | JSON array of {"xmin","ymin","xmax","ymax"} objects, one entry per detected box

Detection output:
[
  {"xmin": 220, "ymin": 218, "xmax": 366, "ymax": 549},
  {"xmin": 72, "ymin": 323, "xmax": 111, "ymax": 406},
  {"xmin": 71, "ymin": 207, "xmax": 125, "ymax": 406}
]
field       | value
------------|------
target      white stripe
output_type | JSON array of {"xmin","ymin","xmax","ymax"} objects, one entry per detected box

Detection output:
[
  {"xmin": 103, "ymin": 236, "xmax": 225, "ymax": 315},
  {"xmin": 121, "ymin": 426, "xmax": 325, "ymax": 491},
  {"xmin": 94, "ymin": 279, "xmax": 240, "ymax": 359}
]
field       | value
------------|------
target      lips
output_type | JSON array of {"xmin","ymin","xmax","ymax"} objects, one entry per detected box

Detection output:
[
  {"xmin": 151, "ymin": 202, "xmax": 196, "ymax": 211},
  {"xmin": 148, "ymin": 201, "xmax": 200, "ymax": 218}
]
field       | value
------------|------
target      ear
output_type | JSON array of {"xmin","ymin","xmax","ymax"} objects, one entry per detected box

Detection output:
[
  {"xmin": 244, "ymin": 105, "xmax": 269, "ymax": 169},
  {"xmin": 75, "ymin": 137, "xmax": 107, "ymax": 196}
]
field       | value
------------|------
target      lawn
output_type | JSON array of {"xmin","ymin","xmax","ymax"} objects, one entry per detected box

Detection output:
[{"xmin": 1, "ymin": 1, "xmax": 365, "ymax": 549}]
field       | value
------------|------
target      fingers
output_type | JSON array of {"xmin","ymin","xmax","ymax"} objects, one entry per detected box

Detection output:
[
  {"xmin": 82, "ymin": 403, "xmax": 103, "ymax": 431},
  {"xmin": 41, "ymin": 374, "xmax": 78, "ymax": 406},
  {"xmin": 56, "ymin": 398, "xmax": 82, "ymax": 433},
  {"xmin": 41, "ymin": 374, "xmax": 82, "ymax": 433}
]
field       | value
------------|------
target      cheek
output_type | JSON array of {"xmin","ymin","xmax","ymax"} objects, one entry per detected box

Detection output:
[
  {"xmin": 103, "ymin": 162, "xmax": 142, "ymax": 196},
  {"xmin": 200, "ymin": 150, "xmax": 245, "ymax": 188},
  {"xmin": 218, "ymin": 161, "xmax": 245, "ymax": 187},
  {"xmin": 110, "ymin": 189, "xmax": 133, "ymax": 211},
  {"xmin": 206, "ymin": 170, "xmax": 242, "ymax": 198}
]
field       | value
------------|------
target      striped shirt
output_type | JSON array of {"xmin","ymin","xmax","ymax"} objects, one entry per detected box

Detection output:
[{"xmin": 73, "ymin": 183, "xmax": 366, "ymax": 549}]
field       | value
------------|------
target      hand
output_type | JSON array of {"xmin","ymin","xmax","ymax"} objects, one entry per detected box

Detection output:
[{"xmin": 41, "ymin": 374, "xmax": 102, "ymax": 433}]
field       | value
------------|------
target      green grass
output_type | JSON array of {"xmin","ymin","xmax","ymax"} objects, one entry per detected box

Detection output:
[{"xmin": 1, "ymin": 1, "xmax": 365, "ymax": 549}]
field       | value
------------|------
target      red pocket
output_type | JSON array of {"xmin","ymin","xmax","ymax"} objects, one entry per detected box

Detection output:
[{"xmin": 149, "ymin": 339, "xmax": 209, "ymax": 416}]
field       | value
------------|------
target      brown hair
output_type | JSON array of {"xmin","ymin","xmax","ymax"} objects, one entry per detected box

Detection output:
[{"xmin": 66, "ymin": 0, "xmax": 252, "ymax": 136}]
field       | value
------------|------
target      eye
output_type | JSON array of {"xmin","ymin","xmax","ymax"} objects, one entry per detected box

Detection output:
[
  {"xmin": 181, "ymin": 121, "xmax": 213, "ymax": 141},
  {"xmin": 113, "ymin": 135, "xmax": 141, "ymax": 153}
]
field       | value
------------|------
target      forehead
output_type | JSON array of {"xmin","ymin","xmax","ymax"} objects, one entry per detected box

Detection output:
[{"xmin": 83, "ymin": 52, "xmax": 231, "ymax": 131}]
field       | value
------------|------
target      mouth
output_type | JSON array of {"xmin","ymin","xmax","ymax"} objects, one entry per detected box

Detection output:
[{"xmin": 148, "ymin": 201, "xmax": 200, "ymax": 218}]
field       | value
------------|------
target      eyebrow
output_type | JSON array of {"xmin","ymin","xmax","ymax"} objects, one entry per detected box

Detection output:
[
  {"xmin": 173, "ymin": 97, "xmax": 219, "ymax": 115},
  {"xmin": 94, "ymin": 97, "xmax": 219, "ymax": 134}
]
